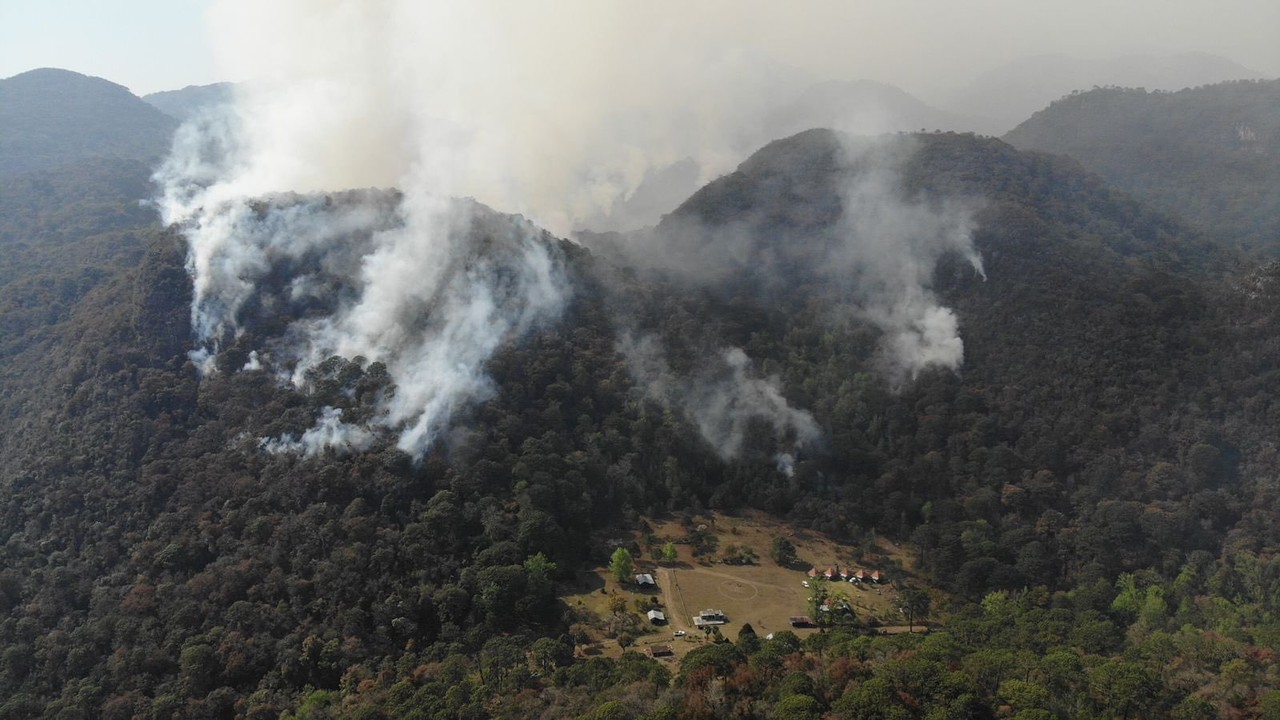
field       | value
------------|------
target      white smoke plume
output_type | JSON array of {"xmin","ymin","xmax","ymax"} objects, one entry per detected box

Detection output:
[
  {"xmin": 155, "ymin": 155, "xmax": 567, "ymax": 457},
  {"xmin": 619, "ymin": 335, "xmax": 819, "ymax": 461},
  {"xmin": 155, "ymin": 2, "xmax": 582, "ymax": 457},
  {"xmin": 261, "ymin": 406, "xmax": 375, "ymax": 457},
  {"xmin": 155, "ymin": 1, "xmax": 989, "ymax": 457},
  {"xmin": 195, "ymin": 1, "xmax": 832, "ymax": 235},
  {"xmin": 593, "ymin": 131, "xmax": 983, "ymax": 460},
  {"xmin": 833, "ymin": 137, "xmax": 984, "ymax": 381},
  {"xmin": 602, "ymin": 132, "xmax": 983, "ymax": 395},
  {"xmin": 285, "ymin": 202, "xmax": 567, "ymax": 454}
]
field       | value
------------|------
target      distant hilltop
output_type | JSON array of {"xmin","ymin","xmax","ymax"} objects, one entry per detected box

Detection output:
[{"xmin": 0, "ymin": 68, "xmax": 176, "ymax": 177}]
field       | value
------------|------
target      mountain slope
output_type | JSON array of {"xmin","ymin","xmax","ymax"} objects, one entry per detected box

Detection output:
[
  {"xmin": 1004, "ymin": 79, "xmax": 1280, "ymax": 253},
  {"xmin": 143, "ymin": 82, "xmax": 236, "ymax": 121},
  {"xmin": 618, "ymin": 129, "xmax": 1222, "ymax": 284},
  {"xmin": 0, "ymin": 68, "xmax": 176, "ymax": 177},
  {"xmin": 589, "ymin": 129, "xmax": 1250, "ymax": 587}
]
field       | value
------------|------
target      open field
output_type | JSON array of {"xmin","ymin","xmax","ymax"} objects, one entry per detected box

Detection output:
[
  {"xmin": 646, "ymin": 512, "xmax": 917, "ymax": 632},
  {"xmin": 658, "ymin": 563, "xmax": 818, "ymax": 639},
  {"xmin": 559, "ymin": 510, "xmax": 933, "ymax": 659}
]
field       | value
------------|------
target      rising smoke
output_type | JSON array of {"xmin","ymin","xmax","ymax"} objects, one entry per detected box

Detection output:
[
  {"xmin": 832, "ymin": 137, "xmax": 985, "ymax": 382},
  {"xmin": 603, "ymin": 132, "xmax": 983, "ymax": 401},
  {"xmin": 156, "ymin": 1, "xmax": 985, "ymax": 460},
  {"xmin": 619, "ymin": 335, "xmax": 820, "ymax": 464},
  {"xmin": 261, "ymin": 406, "xmax": 375, "ymax": 456},
  {"xmin": 156, "ymin": 128, "xmax": 567, "ymax": 458},
  {"xmin": 198, "ymin": 1, "xmax": 834, "ymax": 234},
  {"xmin": 154, "ymin": 1, "xmax": 580, "ymax": 457}
]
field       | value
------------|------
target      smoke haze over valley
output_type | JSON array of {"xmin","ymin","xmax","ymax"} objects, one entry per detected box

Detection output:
[
  {"xmin": 4, "ymin": 1, "xmax": 1277, "ymax": 479},
  {"xmin": 146, "ymin": 1, "xmax": 1005, "ymax": 457},
  {"xmin": 7, "ymin": 3, "xmax": 1280, "ymax": 718}
]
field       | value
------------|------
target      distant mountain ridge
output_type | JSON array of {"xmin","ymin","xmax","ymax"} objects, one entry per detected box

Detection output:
[
  {"xmin": 947, "ymin": 52, "xmax": 1266, "ymax": 133},
  {"xmin": 1004, "ymin": 79, "xmax": 1280, "ymax": 253},
  {"xmin": 0, "ymin": 68, "xmax": 176, "ymax": 177},
  {"xmin": 584, "ymin": 79, "xmax": 991, "ymax": 233}
]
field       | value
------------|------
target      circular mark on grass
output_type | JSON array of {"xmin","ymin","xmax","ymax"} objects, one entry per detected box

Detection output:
[{"xmin": 719, "ymin": 579, "xmax": 759, "ymax": 601}]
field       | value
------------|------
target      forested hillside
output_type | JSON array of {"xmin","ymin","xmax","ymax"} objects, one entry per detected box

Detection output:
[
  {"xmin": 4, "ymin": 109, "xmax": 1280, "ymax": 717},
  {"xmin": 1004, "ymin": 79, "xmax": 1280, "ymax": 254},
  {"xmin": 0, "ymin": 69, "xmax": 176, "ymax": 177},
  {"xmin": 591, "ymin": 130, "xmax": 1259, "ymax": 588}
]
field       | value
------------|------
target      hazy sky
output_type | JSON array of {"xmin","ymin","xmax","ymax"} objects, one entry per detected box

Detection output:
[
  {"xmin": 0, "ymin": 0, "xmax": 215, "ymax": 94},
  {"xmin": 1, "ymin": 0, "xmax": 1277, "ymax": 98}
]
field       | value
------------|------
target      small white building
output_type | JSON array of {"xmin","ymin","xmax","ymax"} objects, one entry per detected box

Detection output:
[{"xmin": 692, "ymin": 609, "xmax": 727, "ymax": 626}]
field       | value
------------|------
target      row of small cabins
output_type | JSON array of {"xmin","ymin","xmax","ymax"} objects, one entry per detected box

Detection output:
[{"xmin": 807, "ymin": 566, "xmax": 886, "ymax": 583}]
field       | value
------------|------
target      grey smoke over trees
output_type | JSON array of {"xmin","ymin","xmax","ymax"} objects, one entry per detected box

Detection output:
[
  {"xmin": 832, "ymin": 138, "xmax": 985, "ymax": 382},
  {"xmin": 152, "ymin": 1, "xmax": 986, "ymax": 459},
  {"xmin": 152, "ymin": 10, "xmax": 573, "ymax": 456},
  {"xmin": 619, "ymin": 335, "xmax": 819, "ymax": 463},
  {"xmin": 604, "ymin": 133, "xmax": 985, "ymax": 454}
]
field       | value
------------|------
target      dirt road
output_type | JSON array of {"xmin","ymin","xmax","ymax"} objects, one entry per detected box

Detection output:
[{"xmin": 656, "ymin": 566, "xmax": 692, "ymax": 633}]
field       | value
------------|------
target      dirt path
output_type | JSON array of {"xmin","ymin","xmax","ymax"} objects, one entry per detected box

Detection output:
[
  {"xmin": 656, "ymin": 567, "xmax": 691, "ymax": 633},
  {"xmin": 876, "ymin": 625, "xmax": 931, "ymax": 634}
]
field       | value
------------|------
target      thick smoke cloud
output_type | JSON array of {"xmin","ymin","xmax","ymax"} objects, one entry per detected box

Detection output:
[
  {"xmin": 155, "ymin": 1, "xmax": 580, "ymax": 457},
  {"xmin": 156, "ymin": 1, "xmax": 985, "ymax": 459},
  {"xmin": 157, "ymin": 151, "xmax": 567, "ymax": 457},
  {"xmin": 197, "ymin": 1, "xmax": 862, "ymax": 234},
  {"xmin": 293, "ymin": 203, "xmax": 567, "ymax": 454}
]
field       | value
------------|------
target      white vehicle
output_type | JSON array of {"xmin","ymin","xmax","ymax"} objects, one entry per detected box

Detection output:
[
  {"xmin": 802, "ymin": 580, "xmax": 809, "ymax": 588},
  {"xmin": 673, "ymin": 630, "xmax": 686, "ymax": 637}
]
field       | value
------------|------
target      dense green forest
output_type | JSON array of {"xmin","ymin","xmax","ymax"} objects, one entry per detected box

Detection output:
[{"xmin": 3, "ymin": 73, "xmax": 1280, "ymax": 718}]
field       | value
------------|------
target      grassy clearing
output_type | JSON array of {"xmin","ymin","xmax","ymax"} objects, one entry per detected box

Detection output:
[{"xmin": 558, "ymin": 510, "xmax": 935, "ymax": 660}]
